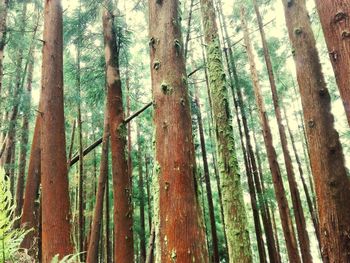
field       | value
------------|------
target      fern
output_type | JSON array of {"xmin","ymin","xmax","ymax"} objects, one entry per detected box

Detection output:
[{"xmin": 0, "ymin": 169, "xmax": 29, "ymax": 263}]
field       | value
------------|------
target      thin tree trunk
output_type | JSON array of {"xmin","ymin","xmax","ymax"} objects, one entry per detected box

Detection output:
[
  {"xmin": 314, "ymin": 0, "xmax": 350, "ymax": 125},
  {"xmin": 194, "ymin": 83, "xmax": 220, "ymax": 263},
  {"xmin": 137, "ymin": 125, "xmax": 146, "ymax": 263},
  {"xmin": 86, "ymin": 105, "xmax": 110, "ymax": 263},
  {"xmin": 252, "ymin": 1, "xmax": 312, "ymax": 261},
  {"xmin": 0, "ymin": 0, "xmax": 8, "ymax": 95},
  {"xmin": 103, "ymin": 2, "xmax": 133, "ymax": 260},
  {"xmin": 145, "ymin": 155, "xmax": 152, "ymax": 232},
  {"xmin": 146, "ymin": 225, "xmax": 155, "ymax": 263},
  {"xmin": 200, "ymin": 1, "xmax": 252, "ymax": 262},
  {"xmin": 14, "ymin": 48, "xmax": 35, "ymax": 228},
  {"xmin": 282, "ymin": 1, "xmax": 350, "ymax": 262},
  {"xmin": 148, "ymin": 0, "xmax": 209, "ymax": 260},
  {"xmin": 282, "ymin": 103, "xmax": 321, "ymax": 251},
  {"xmin": 40, "ymin": 0, "xmax": 73, "ymax": 260},
  {"xmin": 105, "ymin": 166, "xmax": 112, "ymax": 263},
  {"xmin": 241, "ymin": 8, "xmax": 301, "ymax": 263}
]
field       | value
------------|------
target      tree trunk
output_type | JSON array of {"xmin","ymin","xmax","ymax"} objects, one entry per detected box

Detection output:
[
  {"xmin": 148, "ymin": 0, "xmax": 209, "ymax": 261},
  {"xmin": 105, "ymin": 166, "xmax": 112, "ymax": 263},
  {"xmin": 200, "ymin": 1, "xmax": 252, "ymax": 262},
  {"xmin": 137, "ymin": 125, "xmax": 146, "ymax": 263},
  {"xmin": 0, "ymin": 0, "xmax": 8, "ymax": 95},
  {"xmin": 145, "ymin": 155, "xmax": 152, "ymax": 232},
  {"xmin": 241, "ymin": 8, "xmax": 301, "ymax": 263},
  {"xmin": 102, "ymin": 2, "xmax": 134, "ymax": 260},
  {"xmin": 194, "ymin": 83, "xmax": 220, "ymax": 263},
  {"xmin": 86, "ymin": 105, "xmax": 110, "ymax": 263},
  {"xmin": 282, "ymin": 1, "xmax": 350, "ymax": 262},
  {"xmin": 20, "ymin": 115, "xmax": 41, "ymax": 257},
  {"xmin": 15, "ymin": 48, "xmax": 35, "ymax": 228},
  {"xmin": 252, "ymin": 1, "xmax": 312, "ymax": 261},
  {"xmin": 40, "ymin": 0, "xmax": 73, "ymax": 261},
  {"xmin": 314, "ymin": 0, "xmax": 350, "ymax": 125}
]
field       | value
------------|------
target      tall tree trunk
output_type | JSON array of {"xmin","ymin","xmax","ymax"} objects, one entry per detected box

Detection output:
[
  {"xmin": 148, "ymin": 0, "xmax": 209, "ymax": 261},
  {"xmin": 86, "ymin": 106, "xmax": 110, "ymax": 263},
  {"xmin": 200, "ymin": 1, "xmax": 252, "ymax": 262},
  {"xmin": 20, "ymin": 115, "xmax": 41, "ymax": 257},
  {"xmin": 137, "ymin": 125, "xmax": 146, "ymax": 263},
  {"xmin": 241, "ymin": 9, "xmax": 301, "ymax": 263},
  {"xmin": 314, "ymin": 0, "xmax": 350, "ymax": 125},
  {"xmin": 194, "ymin": 83, "xmax": 220, "ymax": 263},
  {"xmin": 15, "ymin": 49, "xmax": 35, "ymax": 228},
  {"xmin": 105, "ymin": 166, "xmax": 112, "ymax": 263},
  {"xmin": 102, "ymin": 2, "xmax": 134, "ymax": 261},
  {"xmin": 282, "ymin": 103, "xmax": 321, "ymax": 251},
  {"xmin": 0, "ymin": 0, "xmax": 8, "ymax": 95},
  {"xmin": 252, "ymin": 1, "xmax": 312, "ymax": 261},
  {"xmin": 2, "ymin": 2, "xmax": 27, "ymax": 186},
  {"xmin": 145, "ymin": 155, "xmax": 152, "ymax": 232},
  {"xmin": 40, "ymin": 0, "xmax": 72, "ymax": 261},
  {"xmin": 282, "ymin": 1, "xmax": 350, "ymax": 262}
]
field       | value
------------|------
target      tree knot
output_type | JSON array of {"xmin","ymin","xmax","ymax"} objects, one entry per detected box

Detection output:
[
  {"xmin": 334, "ymin": 12, "xmax": 348, "ymax": 24},
  {"xmin": 341, "ymin": 30, "xmax": 350, "ymax": 39}
]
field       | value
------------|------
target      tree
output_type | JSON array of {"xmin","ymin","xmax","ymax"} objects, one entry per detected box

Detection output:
[
  {"xmin": 314, "ymin": 0, "xmax": 350, "ymax": 126},
  {"xmin": 86, "ymin": 105, "xmax": 109, "ymax": 263},
  {"xmin": 252, "ymin": 0, "xmax": 312, "ymax": 261},
  {"xmin": 0, "ymin": 0, "xmax": 8, "ymax": 94},
  {"xmin": 148, "ymin": 0, "xmax": 209, "ymax": 260},
  {"xmin": 282, "ymin": 0, "xmax": 350, "ymax": 261},
  {"xmin": 40, "ymin": 0, "xmax": 73, "ymax": 261},
  {"xmin": 241, "ymin": 8, "xmax": 301, "ymax": 263},
  {"xmin": 199, "ymin": 0, "xmax": 252, "ymax": 261},
  {"xmin": 102, "ymin": 1, "xmax": 134, "ymax": 260}
]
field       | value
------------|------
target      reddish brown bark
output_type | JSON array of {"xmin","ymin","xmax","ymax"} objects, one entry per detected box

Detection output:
[
  {"xmin": 252, "ymin": 1, "xmax": 312, "ymax": 261},
  {"xmin": 15, "ymin": 49, "xmax": 34, "ymax": 228},
  {"xmin": 241, "ymin": 9, "xmax": 301, "ymax": 263},
  {"xmin": 103, "ymin": 2, "xmax": 133, "ymax": 260},
  {"xmin": 314, "ymin": 0, "xmax": 350, "ymax": 125},
  {"xmin": 282, "ymin": 1, "xmax": 350, "ymax": 261},
  {"xmin": 86, "ymin": 108, "xmax": 109, "ymax": 263},
  {"xmin": 40, "ymin": 0, "xmax": 72, "ymax": 261},
  {"xmin": 149, "ymin": 0, "xmax": 208, "ymax": 261},
  {"xmin": 20, "ymin": 114, "xmax": 41, "ymax": 257}
]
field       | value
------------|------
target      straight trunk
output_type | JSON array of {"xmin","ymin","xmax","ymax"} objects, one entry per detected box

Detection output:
[
  {"xmin": 137, "ymin": 125, "xmax": 146, "ymax": 263},
  {"xmin": 241, "ymin": 9, "xmax": 301, "ymax": 263},
  {"xmin": 102, "ymin": 2, "xmax": 133, "ymax": 260},
  {"xmin": 148, "ymin": 0, "xmax": 209, "ymax": 260},
  {"xmin": 200, "ymin": 1, "xmax": 252, "ymax": 262},
  {"xmin": 252, "ymin": 0, "xmax": 312, "ymax": 261},
  {"xmin": 86, "ymin": 105, "xmax": 110, "ymax": 263},
  {"xmin": 194, "ymin": 83, "xmax": 220, "ymax": 263},
  {"xmin": 145, "ymin": 155, "xmax": 152, "ymax": 232},
  {"xmin": 40, "ymin": 0, "xmax": 73, "ymax": 261},
  {"xmin": 105, "ymin": 166, "xmax": 112, "ymax": 263},
  {"xmin": 282, "ymin": 1, "xmax": 350, "ymax": 262},
  {"xmin": 315, "ymin": 0, "xmax": 350, "ymax": 125},
  {"xmin": 15, "ymin": 49, "xmax": 34, "ymax": 227}
]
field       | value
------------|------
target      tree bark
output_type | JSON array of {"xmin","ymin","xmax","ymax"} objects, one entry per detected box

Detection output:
[
  {"xmin": 241, "ymin": 8, "xmax": 301, "ymax": 263},
  {"xmin": 252, "ymin": 1, "xmax": 312, "ymax": 261},
  {"xmin": 193, "ymin": 83, "xmax": 220, "ymax": 263},
  {"xmin": 137, "ymin": 125, "xmax": 146, "ymax": 263},
  {"xmin": 40, "ymin": 0, "xmax": 73, "ymax": 260},
  {"xmin": 86, "ymin": 105, "xmax": 109, "ymax": 263},
  {"xmin": 282, "ymin": 1, "xmax": 350, "ymax": 262},
  {"xmin": 314, "ymin": 0, "xmax": 350, "ymax": 125},
  {"xmin": 148, "ymin": 0, "xmax": 209, "ymax": 261},
  {"xmin": 103, "ymin": 2, "xmax": 134, "ymax": 261},
  {"xmin": 15, "ymin": 48, "xmax": 35, "ymax": 228},
  {"xmin": 200, "ymin": 1, "xmax": 252, "ymax": 262}
]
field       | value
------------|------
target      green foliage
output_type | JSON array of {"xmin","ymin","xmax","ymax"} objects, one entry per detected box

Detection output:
[
  {"xmin": 50, "ymin": 252, "xmax": 82, "ymax": 263},
  {"xmin": 0, "ymin": 169, "xmax": 30, "ymax": 263}
]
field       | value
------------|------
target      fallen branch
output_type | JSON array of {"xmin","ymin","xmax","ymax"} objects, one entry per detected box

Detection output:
[{"xmin": 69, "ymin": 102, "xmax": 152, "ymax": 166}]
